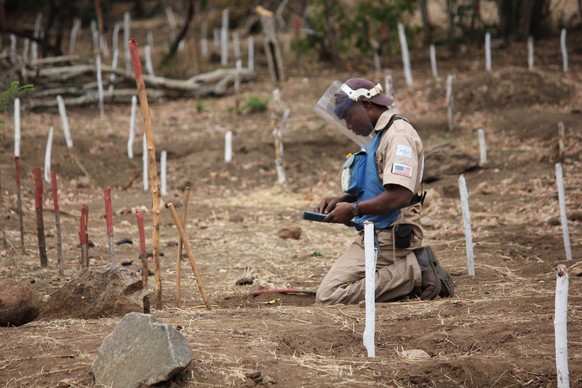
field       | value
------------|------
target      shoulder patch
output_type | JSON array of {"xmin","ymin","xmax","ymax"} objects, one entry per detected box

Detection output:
[
  {"xmin": 392, "ymin": 163, "xmax": 413, "ymax": 178},
  {"xmin": 396, "ymin": 144, "xmax": 412, "ymax": 158}
]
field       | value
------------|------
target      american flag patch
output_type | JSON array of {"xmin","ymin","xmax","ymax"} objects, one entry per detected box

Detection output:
[{"xmin": 392, "ymin": 163, "xmax": 413, "ymax": 178}]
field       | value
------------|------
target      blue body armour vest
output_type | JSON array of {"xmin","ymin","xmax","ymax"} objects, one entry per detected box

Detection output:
[{"xmin": 351, "ymin": 115, "xmax": 408, "ymax": 230}]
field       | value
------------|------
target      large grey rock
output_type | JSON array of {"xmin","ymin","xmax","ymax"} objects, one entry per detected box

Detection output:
[
  {"xmin": 423, "ymin": 143, "xmax": 478, "ymax": 183},
  {"xmin": 0, "ymin": 279, "xmax": 41, "ymax": 326},
  {"xmin": 42, "ymin": 264, "xmax": 151, "ymax": 319},
  {"xmin": 92, "ymin": 312, "xmax": 192, "ymax": 388}
]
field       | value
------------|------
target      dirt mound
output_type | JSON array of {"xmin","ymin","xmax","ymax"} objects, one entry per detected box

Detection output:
[{"xmin": 431, "ymin": 67, "xmax": 575, "ymax": 112}]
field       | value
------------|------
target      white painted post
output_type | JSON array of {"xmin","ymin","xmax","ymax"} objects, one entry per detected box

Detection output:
[
  {"xmin": 128, "ymin": 95, "xmax": 137, "ymax": 159},
  {"xmin": 373, "ymin": 52, "xmax": 381, "ymax": 72},
  {"xmin": 10, "ymin": 34, "xmax": 16, "ymax": 63},
  {"xmin": 123, "ymin": 12, "xmax": 131, "ymax": 72},
  {"xmin": 69, "ymin": 18, "xmax": 81, "ymax": 55},
  {"xmin": 430, "ymin": 44, "xmax": 438, "ymax": 77},
  {"xmin": 458, "ymin": 174, "xmax": 475, "ymax": 276},
  {"xmin": 555, "ymin": 164, "xmax": 572, "ymax": 261},
  {"xmin": 145, "ymin": 45, "xmax": 155, "ymax": 76},
  {"xmin": 221, "ymin": 9, "xmax": 229, "ymax": 66},
  {"xmin": 248, "ymin": 37, "xmax": 255, "ymax": 72},
  {"xmin": 14, "ymin": 98, "xmax": 20, "ymax": 157},
  {"xmin": 109, "ymin": 48, "xmax": 119, "ymax": 93},
  {"xmin": 96, "ymin": 55, "xmax": 105, "ymax": 119},
  {"xmin": 274, "ymin": 107, "xmax": 289, "ymax": 186},
  {"xmin": 554, "ymin": 264, "xmax": 569, "ymax": 388},
  {"xmin": 363, "ymin": 221, "xmax": 376, "ymax": 358},
  {"xmin": 22, "ymin": 39, "xmax": 29, "ymax": 64},
  {"xmin": 446, "ymin": 74, "xmax": 454, "ymax": 132},
  {"xmin": 147, "ymin": 31, "xmax": 154, "ymax": 50},
  {"xmin": 91, "ymin": 20, "xmax": 100, "ymax": 55},
  {"xmin": 56, "ymin": 95, "xmax": 73, "ymax": 148},
  {"xmin": 32, "ymin": 14, "xmax": 41, "ymax": 61},
  {"xmin": 233, "ymin": 32, "xmax": 240, "ymax": 59},
  {"xmin": 560, "ymin": 28, "xmax": 568, "ymax": 74},
  {"xmin": 160, "ymin": 150, "xmax": 167, "ymax": 196},
  {"xmin": 166, "ymin": 6, "xmax": 177, "ymax": 42},
  {"xmin": 527, "ymin": 36, "xmax": 534, "ymax": 70},
  {"xmin": 397, "ymin": 23, "xmax": 413, "ymax": 86},
  {"xmin": 44, "ymin": 127, "xmax": 54, "ymax": 183},
  {"xmin": 485, "ymin": 32, "xmax": 492, "ymax": 71},
  {"xmin": 143, "ymin": 136, "xmax": 149, "ymax": 191},
  {"xmin": 384, "ymin": 72, "xmax": 394, "ymax": 100},
  {"xmin": 478, "ymin": 129, "xmax": 487, "ymax": 166},
  {"xmin": 224, "ymin": 131, "xmax": 233, "ymax": 163},
  {"xmin": 201, "ymin": 22, "xmax": 208, "ymax": 58}
]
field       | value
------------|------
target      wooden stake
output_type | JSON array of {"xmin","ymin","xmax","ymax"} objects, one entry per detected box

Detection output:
[
  {"xmin": 33, "ymin": 167, "xmax": 47, "ymax": 267},
  {"xmin": 175, "ymin": 187, "xmax": 191, "ymax": 308},
  {"xmin": 51, "ymin": 171, "xmax": 63, "ymax": 275},
  {"xmin": 129, "ymin": 38, "xmax": 162, "ymax": 309},
  {"xmin": 104, "ymin": 187, "xmax": 116, "ymax": 264},
  {"xmin": 79, "ymin": 204, "xmax": 89, "ymax": 268},
  {"xmin": 136, "ymin": 209, "xmax": 148, "ymax": 286},
  {"xmin": 167, "ymin": 203, "xmax": 211, "ymax": 310},
  {"xmin": 14, "ymin": 157, "xmax": 24, "ymax": 254}
]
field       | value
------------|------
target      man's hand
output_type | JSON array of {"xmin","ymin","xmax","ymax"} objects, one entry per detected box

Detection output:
[
  {"xmin": 324, "ymin": 202, "xmax": 354, "ymax": 224},
  {"xmin": 316, "ymin": 196, "xmax": 341, "ymax": 214}
]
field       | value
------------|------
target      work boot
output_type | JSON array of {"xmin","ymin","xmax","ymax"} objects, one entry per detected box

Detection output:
[{"xmin": 413, "ymin": 247, "xmax": 441, "ymax": 300}]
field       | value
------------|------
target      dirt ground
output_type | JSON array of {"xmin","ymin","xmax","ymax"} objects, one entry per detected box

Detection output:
[{"xmin": 1, "ymin": 23, "xmax": 582, "ymax": 387}]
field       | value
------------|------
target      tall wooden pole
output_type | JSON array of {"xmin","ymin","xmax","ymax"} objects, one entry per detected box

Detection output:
[{"xmin": 129, "ymin": 38, "xmax": 162, "ymax": 309}]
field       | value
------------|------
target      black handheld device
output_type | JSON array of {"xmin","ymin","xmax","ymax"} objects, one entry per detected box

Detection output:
[{"xmin": 302, "ymin": 211, "xmax": 328, "ymax": 222}]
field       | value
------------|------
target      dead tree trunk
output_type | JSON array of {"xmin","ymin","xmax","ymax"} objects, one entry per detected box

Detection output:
[{"xmin": 256, "ymin": 6, "xmax": 286, "ymax": 85}]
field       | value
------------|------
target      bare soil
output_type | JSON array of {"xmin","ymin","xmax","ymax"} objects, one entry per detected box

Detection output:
[{"xmin": 1, "ymin": 31, "xmax": 582, "ymax": 387}]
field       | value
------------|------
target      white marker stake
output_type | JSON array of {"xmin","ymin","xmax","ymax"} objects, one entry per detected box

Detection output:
[
  {"xmin": 109, "ymin": 48, "xmax": 119, "ymax": 93},
  {"xmin": 145, "ymin": 45, "xmax": 155, "ymax": 76},
  {"xmin": 554, "ymin": 265, "xmax": 570, "ymax": 388},
  {"xmin": 384, "ymin": 72, "xmax": 394, "ymax": 100},
  {"xmin": 143, "ymin": 136, "xmax": 149, "ymax": 191},
  {"xmin": 560, "ymin": 29, "xmax": 568, "ymax": 74},
  {"xmin": 69, "ymin": 18, "xmax": 81, "ymax": 54},
  {"xmin": 96, "ymin": 55, "xmax": 104, "ymax": 119},
  {"xmin": 558, "ymin": 122, "xmax": 565, "ymax": 162},
  {"xmin": 91, "ymin": 20, "xmax": 99, "ymax": 55},
  {"xmin": 478, "ymin": 129, "xmax": 487, "ymax": 166},
  {"xmin": 147, "ymin": 31, "xmax": 154, "ymax": 50},
  {"xmin": 248, "ymin": 37, "xmax": 255, "ymax": 72},
  {"xmin": 14, "ymin": 98, "xmax": 20, "ymax": 157},
  {"xmin": 56, "ymin": 95, "xmax": 73, "ymax": 148},
  {"xmin": 224, "ymin": 131, "xmax": 232, "ymax": 163},
  {"xmin": 160, "ymin": 150, "xmax": 167, "ymax": 196},
  {"xmin": 274, "ymin": 107, "xmax": 289, "ymax": 186},
  {"xmin": 124, "ymin": 12, "xmax": 131, "ymax": 72},
  {"xmin": 10, "ymin": 34, "xmax": 16, "ymax": 64},
  {"xmin": 373, "ymin": 52, "xmax": 381, "ymax": 72},
  {"xmin": 458, "ymin": 174, "xmax": 475, "ymax": 276},
  {"xmin": 446, "ymin": 74, "xmax": 454, "ymax": 132},
  {"xmin": 128, "ymin": 95, "xmax": 137, "ymax": 159},
  {"xmin": 220, "ymin": 9, "xmax": 229, "ymax": 66},
  {"xmin": 429, "ymin": 44, "xmax": 438, "ymax": 77},
  {"xmin": 201, "ymin": 22, "xmax": 208, "ymax": 58},
  {"xmin": 555, "ymin": 164, "xmax": 572, "ymax": 261},
  {"xmin": 363, "ymin": 221, "xmax": 376, "ymax": 358},
  {"xmin": 485, "ymin": 32, "xmax": 492, "ymax": 71},
  {"xmin": 397, "ymin": 23, "xmax": 413, "ymax": 86},
  {"xmin": 233, "ymin": 32, "xmax": 240, "ymax": 59},
  {"xmin": 527, "ymin": 36, "xmax": 534, "ymax": 70},
  {"xmin": 44, "ymin": 127, "xmax": 54, "ymax": 183}
]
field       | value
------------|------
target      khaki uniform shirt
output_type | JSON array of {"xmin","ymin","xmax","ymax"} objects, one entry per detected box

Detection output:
[{"xmin": 373, "ymin": 111, "xmax": 424, "ymax": 239}]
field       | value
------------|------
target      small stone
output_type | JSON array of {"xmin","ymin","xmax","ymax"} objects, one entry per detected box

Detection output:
[
  {"xmin": 277, "ymin": 227, "xmax": 301, "ymax": 240},
  {"xmin": 398, "ymin": 349, "xmax": 430, "ymax": 360}
]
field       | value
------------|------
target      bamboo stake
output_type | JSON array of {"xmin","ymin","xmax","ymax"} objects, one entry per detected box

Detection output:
[
  {"xmin": 167, "ymin": 203, "xmax": 211, "ymax": 310},
  {"xmin": 129, "ymin": 38, "xmax": 162, "ymax": 309},
  {"xmin": 104, "ymin": 187, "xmax": 116, "ymax": 264},
  {"xmin": 136, "ymin": 210, "xmax": 148, "ymax": 286},
  {"xmin": 175, "ymin": 187, "xmax": 191, "ymax": 308},
  {"xmin": 33, "ymin": 167, "xmax": 48, "ymax": 267},
  {"xmin": 51, "ymin": 171, "xmax": 63, "ymax": 275},
  {"xmin": 14, "ymin": 157, "xmax": 24, "ymax": 254},
  {"xmin": 79, "ymin": 204, "xmax": 89, "ymax": 268}
]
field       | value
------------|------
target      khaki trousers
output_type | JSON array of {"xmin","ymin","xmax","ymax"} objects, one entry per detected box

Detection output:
[{"xmin": 316, "ymin": 228, "xmax": 423, "ymax": 305}]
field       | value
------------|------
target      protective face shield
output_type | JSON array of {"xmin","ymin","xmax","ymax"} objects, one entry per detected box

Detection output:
[{"xmin": 314, "ymin": 80, "xmax": 383, "ymax": 150}]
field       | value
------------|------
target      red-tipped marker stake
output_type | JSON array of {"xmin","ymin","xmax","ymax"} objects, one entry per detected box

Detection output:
[
  {"xmin": 51, "ymin": 171, "xmax": 63, "ymax": 274},
  {"xmin": 104, "ymin": 187, "xmax": 116, "ymax": 264},
  {"xmin": 136, "ymin": 209, "xmax": 148, "ymax": 286},
  {"xmin": 79, "ymin": 204, "xmax": 89, "ymax": 268},
  {"xmin": 129, "ymin": 38, "xmax": 162, "ymax": 309},
  {"xmin": 33, "ymin": 167, "xmax": 48, "ymax": 267},
  {"xmin": 14, "ymin": 156, "xmax": 24, "ymax": 253}
]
